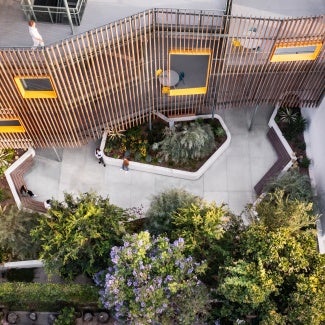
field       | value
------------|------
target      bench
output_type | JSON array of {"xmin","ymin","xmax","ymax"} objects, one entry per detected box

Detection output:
[
  {"xmin": 254, "ymin": 127, "xmax": 292, "ymax": 196},
  {"xmin": 9, "ymin": 156, "xmax": 47, "ymax": 213},
  {"xmin": 167, "ymin": 113, "xmax": 196, "ymax": 119}
]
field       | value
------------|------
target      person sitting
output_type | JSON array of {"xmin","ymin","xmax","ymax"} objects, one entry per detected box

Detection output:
[{"xmin": 20, "ymin": 185, "xmax": 37, "ymax": 198}]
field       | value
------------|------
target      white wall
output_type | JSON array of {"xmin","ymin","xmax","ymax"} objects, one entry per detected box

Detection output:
[{"xmin": 302, "ymin": 98, "xmax": 325, "ymax": 253}]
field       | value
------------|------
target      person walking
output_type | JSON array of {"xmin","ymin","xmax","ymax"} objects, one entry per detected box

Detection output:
[
  {"xmin": 28, "ymin": 20, "xmax": 44, "ymax": 48},
  {"xmin": 95, "ymin": 148, "xmax": 106, "ymax": 167},
  {"xmin": 121, "ymin": 157, "xmax": 129, "ymax": 172}
]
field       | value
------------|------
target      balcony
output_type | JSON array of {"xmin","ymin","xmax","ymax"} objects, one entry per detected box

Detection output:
[{"xmin": 20, "ymin": 0, "xmax": 87, "ymax": 26}]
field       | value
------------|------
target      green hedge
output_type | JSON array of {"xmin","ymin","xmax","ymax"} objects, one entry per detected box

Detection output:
[{"xmin": 0, "ymin": 282, "xmax": 99, "ymax": 311}]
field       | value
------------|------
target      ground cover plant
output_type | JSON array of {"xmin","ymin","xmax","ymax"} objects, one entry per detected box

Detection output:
[{"xmin": 104, "ymin": 118, "xmax": 227, "ymax": 171}]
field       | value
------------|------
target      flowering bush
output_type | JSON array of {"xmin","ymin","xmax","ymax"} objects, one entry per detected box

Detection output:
[{"xmin": 95, "ymin": 231, "xmax": 210, "ymax": 324}]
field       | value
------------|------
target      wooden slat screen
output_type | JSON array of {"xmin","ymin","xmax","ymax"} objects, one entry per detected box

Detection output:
[{"xmin": 0, "ymin": 9, "xmax": 324, "ymax": 148}]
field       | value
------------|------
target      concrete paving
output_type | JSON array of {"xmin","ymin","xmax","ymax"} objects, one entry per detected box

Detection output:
[{"xmin": 24, "ymin": 105, "xmax": 275, "ymax": 217}]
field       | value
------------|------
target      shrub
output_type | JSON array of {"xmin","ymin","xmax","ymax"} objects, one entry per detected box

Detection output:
[
  {"xmin": 0, "ymin": 283, "xmax": 99, "ymax": 311},
  {"xmin": 0, "ymin": 188, "xmax": 9, "ymax": 202},
  {"xmin": 54, "ymin": 307, "xmax": 76, "ymax": 325},
  {"xmin": 298, "ymin": 156, "xmax": 311, "ymax": 169},
  {"xmin": 278, "ymin": 107, "xmax": 298, "ymax": 124},
  {"xmin": 155, "ymin": 121, "xmax": 215, "ymax": 164},
  {"xmin": 0, "ymin": 206, "xmax": 41, "ymax": 262},
  {"xmin": 95, "ymin": 231, "xmax": 209, "ymax": 324},
  {"xmin": 0, "ymin": 148, "xmax": 15, "ymax": 176},
  {"xmin": 31, "ymin": 192, "xmax": 129, "ymax": 279},
  {"xmin": 145, "ymin": 188, "xmax": 202, "ymax": 236},
  {"xmin": 264, "ymin": 168, "xmax": 313, "ymax": 202},
  {"xmin": 293, "ymin": 115, "xmax": 308, "ymax": 134}
]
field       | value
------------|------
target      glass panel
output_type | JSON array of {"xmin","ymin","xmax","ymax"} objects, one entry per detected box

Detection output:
[{"xmin": 21, "ymin": 78, "xmax": 53, "ymax": 91}]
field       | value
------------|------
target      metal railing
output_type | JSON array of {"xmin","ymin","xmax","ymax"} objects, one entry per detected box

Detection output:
[{"xmin": 20, "ymin": 0, "xmax": 87, "ymax": 26}]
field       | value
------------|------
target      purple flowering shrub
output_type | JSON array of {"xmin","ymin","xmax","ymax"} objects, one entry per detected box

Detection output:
[{"xmin": 94, "ymin": 231, "xmax": 210, "ymax": 324}]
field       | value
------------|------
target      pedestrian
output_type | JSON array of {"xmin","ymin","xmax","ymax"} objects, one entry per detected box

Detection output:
[
  {"xmin": 121, "ymin": 157, "xmax": 129, "ymax": 172},
  {"xmin": 44, "ymin": 199, "xmax": 52, "ymax": 210},
  {"xmin": 28, "ymin": 20, "xmax": 44, "ymax": 48},
  {"xmin": 95, "ymin": 148, "xmax": 106, "ymax": 167},
  {"xmin": 20, "ymin": 185, "xmax": 37, "ymax": 198}
]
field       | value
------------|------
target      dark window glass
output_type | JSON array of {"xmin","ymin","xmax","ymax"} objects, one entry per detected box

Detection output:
[
  {"xmin": 0, "ymin": 120, "xmax": 21, "ymax": 126},
  {"xmin": 21, "ymin": 78, "xmax": 53, "ymax": 91}
]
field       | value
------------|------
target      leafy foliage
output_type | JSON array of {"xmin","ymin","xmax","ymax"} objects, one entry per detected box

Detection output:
[
  {"xmin": 95, "ymin": 231, "xmax": 209, "ymax": 324},
  {"xmin": 0, "ymin": 148, "xmax": 15, "ymax": 176},
  {"xmin": 155, "ymin": 121, "xmax": 216, "ymax": 164},
  {"xmin": 145, "ymin": 188, "xmax": 202, "ymax": 236},
  {"xmin": 31, "ymin": 192, "xmax": 130, "ymax": 279},
  {"xmin": 0, "ymin": 205, "xmax": 41, "ymax": 262},
  {"xmin": 264, "ymin": 168, "xmax": 313, "ymax": 202},
  {"xmin": 54, "ymin": 307, "xmax": 76, "ymax": 325},
  {"xmin": 215, "ymin": 190, "xmax": 324, "ymax": 324},
  {"xmin": 0, "ymin": 282, "xmax": 98, "ymax": 311},
  {"xmin": 170, "ymin": 202, "xmax": 229, "ymax": 282},
  {"xmin": 0, "ymin": 188, "xmax": 10, "ymax": 202},
  {"xmin": 255, "ymin": 189, "xmax": 316, "ymax": 232},
  {"xmin": 278, "ymin": 107, "xmax": 298, "ymax": 124}
]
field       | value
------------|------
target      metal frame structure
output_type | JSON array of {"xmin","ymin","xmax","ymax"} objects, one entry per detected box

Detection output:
[{"xmin": 0, "ymin": 9, "xmax": 324, "ymax": 148}]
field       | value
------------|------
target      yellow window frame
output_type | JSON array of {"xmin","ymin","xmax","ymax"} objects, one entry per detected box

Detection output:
[
  {"xmin": 0, "ymin": 118, "xmax": 25, "ymax": 133},
  {"xmin": 270, "ymin": 41, "xmax": 323, "ymax": 62},
  {"xmin": 168, "ymin": 49, "xmax": 212, "ymax": 96},
  {"xmin": 14, "ymin": 76, "xmax": 57, "ymax": 99}
]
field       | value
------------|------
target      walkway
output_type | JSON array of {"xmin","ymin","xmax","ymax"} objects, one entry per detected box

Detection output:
[{"xmin": 24, "ymin": 105, "xmax": 276, "ymax": 217}]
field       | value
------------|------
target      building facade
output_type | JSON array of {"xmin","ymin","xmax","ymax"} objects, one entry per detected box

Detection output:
[{"xmin": 0, "ymin": 9, "xmax": 324, "ymax": 148}]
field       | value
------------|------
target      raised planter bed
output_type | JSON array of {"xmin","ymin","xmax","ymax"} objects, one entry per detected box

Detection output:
[{"xmin": 100, "ymin": 114, "xmax": 231, "ymax": 180}]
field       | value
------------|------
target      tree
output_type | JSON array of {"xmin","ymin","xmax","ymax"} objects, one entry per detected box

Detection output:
[
  {"xmin": 0, "ymin": 205, "xmax": 41, "ymax": 262},
  {"xmin": 170, "ymin": 202, "xmax": 230, "ymax": 283},
  {"xmin": 145, "ymin": 188, "xmax": 202, "ymax": 236},
  {"xmin": 31, "ymin": 192, "xmax": 129, "ymax": 279},
  {"xmin": 95, "ymin": 231, "xmax": 210, "ymax": 324},
  {"xmin": 215, "ymin": 191, "xmax": 325, "ymax": 324}
]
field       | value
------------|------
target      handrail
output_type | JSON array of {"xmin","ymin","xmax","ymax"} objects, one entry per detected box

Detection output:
[{"xmin": 0, "ymin": 8, "xmax": 323, "ymax": 50}]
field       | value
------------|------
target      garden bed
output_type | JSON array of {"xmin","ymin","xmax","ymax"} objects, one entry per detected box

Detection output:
[
  {"xmin": 103, "ymin": 114, "xmax": 230, "ymax": 177},
  {"xmin": 275, "ymin": 106, "xmax": 310, "ymax": 175}
]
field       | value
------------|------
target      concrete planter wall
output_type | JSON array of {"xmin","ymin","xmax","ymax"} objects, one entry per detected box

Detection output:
[{"xmin": 100, "ymin": 114, "xmax": 231, "ymax": 180}]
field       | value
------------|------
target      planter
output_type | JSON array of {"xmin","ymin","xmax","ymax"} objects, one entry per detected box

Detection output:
[{"xmin": 101, "ymin": 114, "xmax": 231, "ymax": 180}]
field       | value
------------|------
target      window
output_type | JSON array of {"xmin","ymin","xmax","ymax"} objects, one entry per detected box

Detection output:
[
  {"xmin": 270, "ymin": 41, "xmax": 323, "ymax": 62},
  {"xmin": 167, "ymin": 49, "xmax": 212, "ymax": 96},
  {"xmin": 14, "ymin": 76, "xmax": 57, "ymax": 98},
  {"xmin": 0, "ymin": 119, "xmax": 25, "ymax": 133}
]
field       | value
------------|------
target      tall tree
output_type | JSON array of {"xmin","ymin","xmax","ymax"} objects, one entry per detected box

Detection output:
[{"xmin": 31, "ymin": 192, "xmax": 129, "ymax": 279}]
